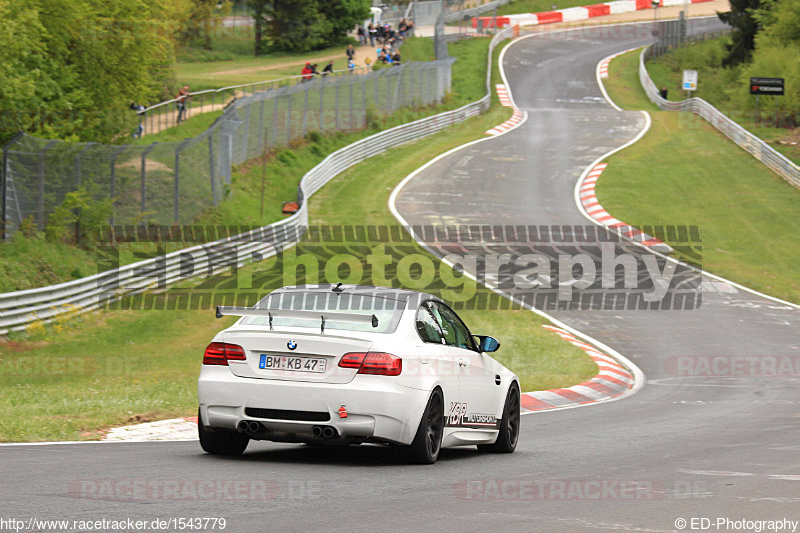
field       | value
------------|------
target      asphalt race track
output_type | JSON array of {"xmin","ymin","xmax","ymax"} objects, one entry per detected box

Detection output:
[{"xmin": 3, "ymin": 19, "xmax": 800, "ymax": 533}]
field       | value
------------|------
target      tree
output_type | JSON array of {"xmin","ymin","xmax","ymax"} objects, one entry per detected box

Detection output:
[
  {"xmin": 250, "ymin": 0, "xmax": 370, "ymax": 54},
  {"xmin": 180, "ymin": 0, "xmax": 232, "ymax": 50},
  {"xmin": 249, "ymin": 0, "xmax": 269, "ymax": 55},
  {"xmin": 717, "ymin": 0, "xmax": 770, "ymax": 66},
  {"xmin": 0, "ymin": 0, "xmax": 192, "ymax": 144},
  {"xmin": 266, "ymin": 0, "xmax": 330, "ymax": 53}
]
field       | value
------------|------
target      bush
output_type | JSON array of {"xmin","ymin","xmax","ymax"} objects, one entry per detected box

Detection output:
[{"xmin": 44, "ymin": 186, "xmax": 114, "ymax": 245}]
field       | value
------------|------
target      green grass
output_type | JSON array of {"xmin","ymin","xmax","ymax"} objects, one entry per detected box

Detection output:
[
  {"xmin": 604, "ymin": 47, "xmax": 657, "ymax": 111},
  {"xmin": 600, "ymin": 49, "xmax": 800, "ymax": 303},
  {"xmin": 0, "ymin": 35, "xmax": 598, "ymax": 442},
  {"xmin": 130, "ymin": 109, "xmax": 225, "ymax": 145},
  {"xmin": 177, "ymin": 43, "xmax": 359, "ymax": 91}
]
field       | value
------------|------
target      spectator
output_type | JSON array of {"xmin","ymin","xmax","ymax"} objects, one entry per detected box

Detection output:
[
  {"xmin": 346, "ymin": 44, "xmax": 355, "ymax": 62},
  {"xmin": 368, "ymin": 23, "xmax": 377, "ymax": 46},
  {"xmin": 321, "ymin": 60, "xmax": 334, "ymax": 76},
  {"xmin": 310, "ymin": 63, "xmax": 319, "ymax": 77},
  {"xmin": 391, "ymin": 51, "xmax": 401, "ymax": 64},
  {"xmin": 357, "ymin": 25, "xmax": 366, "ymax": 45},
  {"xmin": 378, "ymin": 50, "xmax": 388, "ymax": 64},
  {"xmin": 176, "ymin": 85, "xmax": 190, "ymax": 123},
  {"xmin": 659, "ymin": 86, "xmax": 669, "ymax": 99},
  {"xmin": 130, "ymin": 102, "xmax": 145, "ymax": 139},
  {"xmin": 347, "ymin": 59, "xmax": 355, "ymax": 72},
  {"xmin": 301, "ymin": 62, "xmax": 313, "ymax": 82},
  {"xmin": 406, "ymin": 19, "xmax": 414, "ymax": 36}
]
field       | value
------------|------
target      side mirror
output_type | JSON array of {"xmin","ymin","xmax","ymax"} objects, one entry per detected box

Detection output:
[{"xmin": 475, "ymin": 335, "xmax": 500, "ymax": 353}]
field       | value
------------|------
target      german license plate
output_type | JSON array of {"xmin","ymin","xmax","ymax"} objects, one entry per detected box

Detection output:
[{"xmin": 259, "ymin": 354, "xmax": 327, "ymax": 373}]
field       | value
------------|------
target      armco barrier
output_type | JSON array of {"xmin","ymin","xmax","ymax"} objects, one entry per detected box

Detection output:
[
  {"xmin": 639, "ymin": 48, "xmax": 800, "ymax": 190},
  {"xmin": 0, "ymin": 26, "xmax": 517, "ymax": 335}
]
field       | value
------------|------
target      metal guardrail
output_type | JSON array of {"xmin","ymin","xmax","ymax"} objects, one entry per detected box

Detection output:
[
  {"xmin": 639, "ymin": 47, "xmax": 800, "ymax": 190},
  {"xmin": 0, "ymin": 27, "xmax": 517, "ymax": 335}
]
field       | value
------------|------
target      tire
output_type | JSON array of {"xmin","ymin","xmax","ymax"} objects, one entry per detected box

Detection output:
[
  {"xmin": 477, "ymin": 382, "xmax": 520, "ymax": 454},
  {"xmin": 407, "ymin": 388, "xmax": 445, "ymax": 464},
  {"xmin": 197, "ymin": 409, "xmax": 249, "ymax": 456}
]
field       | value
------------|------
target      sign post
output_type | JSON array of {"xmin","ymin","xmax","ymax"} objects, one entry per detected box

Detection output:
[
  {"xmin": 750, "ymin": 77, "xmax": 784, "ymax": 126},
  {"xmin": 682, "ymin": 69, "xmax": 698, "ymax": 98}
]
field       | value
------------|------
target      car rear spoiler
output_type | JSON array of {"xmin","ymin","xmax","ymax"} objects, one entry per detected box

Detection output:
[{"xmin": 215, "ymin": 306, "xmax": 379, "ymax": 332}]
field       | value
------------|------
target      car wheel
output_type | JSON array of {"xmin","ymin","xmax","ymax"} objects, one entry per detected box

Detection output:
[
  {"xmin": 197, "ymin": 409, "xmax": 249, "ymax": 456},
  {"xmin": 477, "ymin": 382, "xmax": 520, "ymax": 454},
  {"xmin": 407, "ymin": 388, "xmax": 444, "ymax": 464}
]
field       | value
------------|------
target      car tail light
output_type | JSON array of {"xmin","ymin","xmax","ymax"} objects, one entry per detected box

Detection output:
[
  {"xmin": 203, "ymin": 342, "xmax": 246, "ymax": 365},
  {"xmin": 338, "ymin": 352, "xmax": 402, "ymax": 376},
  {"xmin": 338, "ymin": 352, "xmax": 366, "ymax": 369}
]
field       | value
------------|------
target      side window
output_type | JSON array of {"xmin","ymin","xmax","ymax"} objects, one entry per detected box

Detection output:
[
  {"xmin": 415, "ymin": 303, "xmax": 444, "ymax": 344},
  {"xmin": 431, "ymin": 303, "xmax": 476, "ymax": 351}
]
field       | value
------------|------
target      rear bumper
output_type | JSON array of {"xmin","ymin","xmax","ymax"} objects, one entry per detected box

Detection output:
[{"xmin": 198, "ymin": 366, "xmax": 429, "ymax": 445}]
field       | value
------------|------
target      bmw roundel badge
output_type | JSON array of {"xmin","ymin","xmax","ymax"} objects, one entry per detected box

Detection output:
[{"xmin": 287, "ymin": 341, "xmax": 297, "ymax": 351}]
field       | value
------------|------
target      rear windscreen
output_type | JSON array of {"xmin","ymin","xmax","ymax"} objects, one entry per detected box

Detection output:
[{"xmin": 242, "ymin": 292, "xmax": 406, "ymax": 333}]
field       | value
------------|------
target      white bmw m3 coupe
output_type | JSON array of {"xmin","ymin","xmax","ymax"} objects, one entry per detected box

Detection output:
[{"xmin": 198, "ymin": 284, "xmax": 520, "ymax": 464}]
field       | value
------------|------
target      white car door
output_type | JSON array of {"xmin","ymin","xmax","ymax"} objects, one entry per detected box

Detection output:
[{"xmin": 429, "ymin": 302, "xmax": 499, "ymax": 429}]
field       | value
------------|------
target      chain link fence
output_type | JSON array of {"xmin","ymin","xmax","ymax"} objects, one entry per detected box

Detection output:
[
  {"xmin": 0, "ymin": 22, "xmax": 511, "ymax": 334},
  {"xmin": 1, "ymin": 59, "xmax": 455, "ymax": 240}
]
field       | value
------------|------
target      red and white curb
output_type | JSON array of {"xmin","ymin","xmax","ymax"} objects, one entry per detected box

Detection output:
[
  {"xmin": 486, "ymin": 108, "xmax": 524, "ymax": 135},
  {"xmin": 486, "ymin": 84, "xmax": 525, "ymax": 135},
  {"xmin": 474, "ymin": 0, "xmax": 714, "ymax": 28},
  {"xmin": 521, "ymin": 325, "xmax": 635, "ymax": 412},
  {"xmin": 579, "ymin": 162, "xmax": 674, "ymax": 253},
  {"xmin": 495, "ymin": 84, "xmax": 513, "ymax": 107}
]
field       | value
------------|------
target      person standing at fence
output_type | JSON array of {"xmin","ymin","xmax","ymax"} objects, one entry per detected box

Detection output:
[
  {"xmin": 176, "ymin": 85, "xmax": 190, "ymax": 123},
  {"xmin": 346, "ymin": 44, "xmax": 355, "ymax": 63},
  {"xmin": 368, "ymin": 23, "xmax": 376, "ymax": 46},
  {"xmin": 659, "ymin": 86, "xmax": 669, "ymax": 99},
  {"xmin": 301, "ymin": 62, "xmax": 313, "ymax": 82},
  {"xmin": 321, "ymin": 60, "xmax": 334, "ymax": 76},
  {"xmin": 130, "ymin": 102, "xmax": 146, "ymax": 138}
]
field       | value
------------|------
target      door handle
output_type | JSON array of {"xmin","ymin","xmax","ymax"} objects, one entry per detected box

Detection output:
[{"xmin": 458, "ymin": 358, "xmax": 467, "ymax": 367}]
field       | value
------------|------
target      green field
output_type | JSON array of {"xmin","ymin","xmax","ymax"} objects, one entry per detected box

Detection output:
[
  {"xmin": 0, "ymin": 36, "xmax": 597, "ymax": 442},
  {"xmin": 644, "ymin": 38, "xmax": 800, "ymax": 166},
  {"xmin": 600, "ymin": 49, "xmax": 800, "ymax": 303}
]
